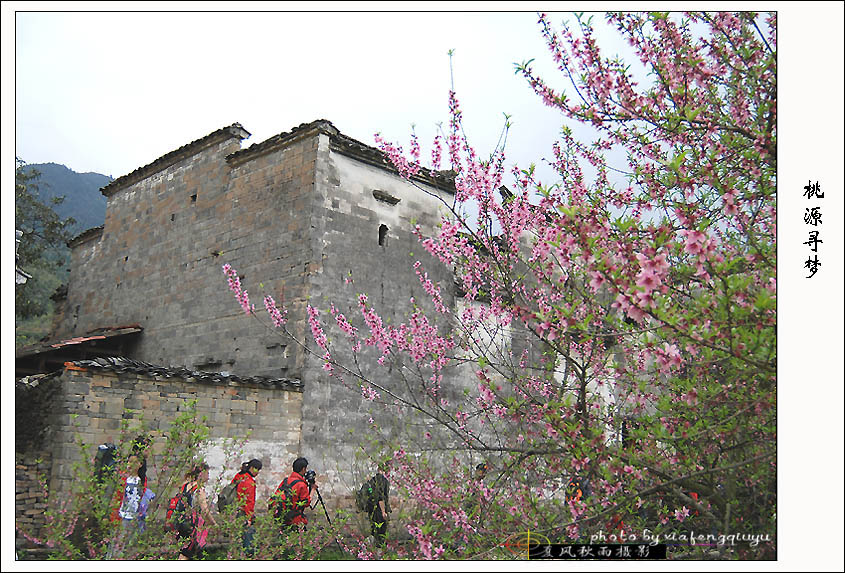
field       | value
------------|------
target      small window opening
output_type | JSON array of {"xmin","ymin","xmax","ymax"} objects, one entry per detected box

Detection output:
[
  {"xmin": 191, "ymin": 194, "xmax": 197, "ymax": 203},
  {"xmin": 171, "ymin": 213, "xmax": 176, "ymax": 221},
  {"xmin": 378, "ymin": 224, "xmax": 389, "ymax": 247}
]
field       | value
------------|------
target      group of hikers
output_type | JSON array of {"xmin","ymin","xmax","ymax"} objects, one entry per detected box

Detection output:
[
  {"xmin": 103, "ymin": 439, "xmax": 390, "ymax": 559},
  {"xmin": 98, "ymin": 436, "xmax": 708, "ymax": 560}
]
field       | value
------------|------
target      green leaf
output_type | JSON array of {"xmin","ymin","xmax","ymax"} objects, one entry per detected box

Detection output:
[
  {"xmin": 684, "ymin": 107, "xmax": 702, "ymax": 122},
  {"xmin": 754, "ymin": 290, "xmax": 774, "ymax": 311},
  {"xmin": 558, "ymin": 205, "xmax": 576, "ymax": 218}
]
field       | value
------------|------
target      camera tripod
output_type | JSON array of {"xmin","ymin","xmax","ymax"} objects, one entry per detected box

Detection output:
[
  {"xmin": 310, "ymin": 485, "xmax": 346, "ymax": 555},
  {"xmin": 312, "ymin": 485, "xmax": 333, "ymax": 525}
]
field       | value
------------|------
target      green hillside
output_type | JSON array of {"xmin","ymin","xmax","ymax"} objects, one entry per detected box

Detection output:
[{"xmin": 20, "ymin": 162, "xmax": 111, "ymax": 234}]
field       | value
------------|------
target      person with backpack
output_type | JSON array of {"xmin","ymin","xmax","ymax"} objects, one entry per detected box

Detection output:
[
  {"xmin": 230, "ymin": 458, "xmax": 262, "ymax": 555},
  {"xmin": 108, "ymin": 436, "xmax": 150, "ymax": 522},
  {"xmin": 566, "ymin": 474, "xmax": 590, "ymax": 503},
  {"xmin": 360, "ymin": 465, "xmax": 390, "ymax": 545},
  {"xmin": 105, "ymin": 436, "xmax": 152, "ymax": 558},
  {"xmin": 271, "ymin": 457, "xmax": 314, "ymax": 531},
  {"xmin": 462, "ymin": 461, "xmax": 489, "ymax": 532},
  {"xmin": 174, "ymin": 462, "xmax": 217, "ymax": 560},
  {"xmin": 94, "ymin": 442, "xmax": 118, "ymax": 485},
  {"xmin": 474, "ymin": 462, "xmax": 489, "ymax": 481},
  {"xmin": 105, "ymin": 452, "xmax": 146, "ymax": 558}
]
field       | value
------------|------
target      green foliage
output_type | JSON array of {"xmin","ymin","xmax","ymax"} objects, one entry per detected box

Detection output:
[
  {"xmin": 16, "ymin": 404, "xmax": 203, "ymax": 559},
  {"xmin": 15, "ymin": 313, "xmax": 54, "ymax": 347},
  {"xmin": 15, "ymin": 159, "xmax": 112, "ymax": 345},
  {"xmin": 15, "ymin": 158, "xmax": 74, "ymax": 324}
]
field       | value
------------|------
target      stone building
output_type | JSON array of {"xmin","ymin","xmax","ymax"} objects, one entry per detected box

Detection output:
[
  {"xmin": 16, "ymin": 119, "xmax": 634, "ymax": 552},
  {"xmin": 15, "ymin": 119, "xmax": 466, "ymax": 538}
]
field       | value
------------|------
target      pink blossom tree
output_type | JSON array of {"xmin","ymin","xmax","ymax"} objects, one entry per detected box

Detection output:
[{"xmin": 225, "ymin": 11, "xmax": 776, "ymax": 559}]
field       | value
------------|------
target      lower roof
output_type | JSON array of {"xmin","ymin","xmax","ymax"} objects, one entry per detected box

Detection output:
[
  {"xmin": 15, "ymin": 326, "xmax": 144, "ymax": 377},
  {"xmin": 69, "ymin": 356, "xmax": 302, "ymax": 392}
]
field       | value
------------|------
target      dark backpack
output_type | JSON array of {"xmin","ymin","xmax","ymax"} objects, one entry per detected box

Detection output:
[
  {"xmin": 94, "ymin": 443, "xmax": 119, "ymax": 505},
  {"xmin": 567, "ymin": 476, "xmax": 589, "ymax": 502},
  {"xmin": 217, "ymin": 481, "xmax": 238, "ymax": 513},
  {"xmin": 166, "ymin": 484, "xmax": 195, "ymax": 537},
  {"xmin": 94, "ymin": 443, "xmax": 117, "ymax": 482},
  {"xmin": 269, "ymin": 478, "xmax": 305, "ymax": 524},
  {"xmin": 355, "ymin": 477, "xmax": 376, "ymax": 513}
]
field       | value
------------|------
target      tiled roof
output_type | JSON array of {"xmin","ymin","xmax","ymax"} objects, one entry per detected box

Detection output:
[
  {"xmin": 329, "ymin": 129, "xmax": 456, "ymax": 194},
  {"xmin": 95, "ymin": 119, "xmax": 454, "ymax": 201},
  {"xmin": 68, "ymin": 356, "xmax": 302, "ymax": 392},
  {"xmin": 227, "ymin": 119, "xmax": 456, "ymax": 193},
  {"xmin": 100, "ymin": 123, "xmax": 251, "ymax": 197},
  {"xmin": 15, "ymin": 371, "xmax": 62, "ymax": 390},
  {"xmin": 16, "ymin": 325, "xmax": 143, "ymax": 359},
  {"xmin": 68, "ymin": 225, "xmax": 103, "ymax": 248},
  {"xmin": 225, "ymin": 119, "xmax": 338, "ymax": 167}
]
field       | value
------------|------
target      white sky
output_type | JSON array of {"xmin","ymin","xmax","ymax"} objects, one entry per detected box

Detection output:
[
  {"xmin": 11, "ymin": 8, "xmax": 585, "ymax": 183},
  {"xmin": 3, "ymin": 3, "xmax": 845, "ymax": 571}
]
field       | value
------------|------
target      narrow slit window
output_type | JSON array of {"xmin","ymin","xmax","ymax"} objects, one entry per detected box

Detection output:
[{"xmin": 378, "ymin": 224, "xmax": 389, "ymax": 247}]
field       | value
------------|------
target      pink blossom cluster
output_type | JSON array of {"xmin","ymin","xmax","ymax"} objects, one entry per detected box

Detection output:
[
  {"xmin": 406, "ymin": 523, "xmax": 445, "ymax": 560},
  {"xmin": 263, "ymin": 295, "xmax": 287, "ymax": 327},
  {"xmin": 306, "ymin": 304, "xmax": 328, "ymax": 351},
  {"xmin": 373, "ymin": 133, "xmax": 421, "ymax": 179},
  {"xmin": 222, "ymin": 263, "xmax": 253, "ymax": 314},
  {"xmin": 357, "ymin": 294, "xmax": 392, "ymax": 356},
  {"xmin": 653, "ymin": 342, "xmax": 682, "ymax": 373},
  {"xmin": 413, "ymin": 261, "xmax": 448, "ymax": 314},
  {"xmin": 330, "ymin": 303, "xmax": 360, "ymax": 351},
  {"xmin": 361, "ymin": 384, "xmax": 380, "ymax": 402}
]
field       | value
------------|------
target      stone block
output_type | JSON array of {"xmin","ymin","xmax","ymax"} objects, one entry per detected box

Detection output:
[
  {"xmin": 102, "ymin": 399, "xmax": 125, "ymax": 416},
  {"xmin": 64, "ymin": 380, "xmax": 91, "ymax": 395},
  {"xmin": 123, "ymin": 398, "xmax": 143, "ymax": 410},
  {"xmin": 142, "ymin": 399, "xmax": 160, "ymax": 410},
  {"xmin": 160, "ymin": 401, "xmax": 178, "ymax": 413}
]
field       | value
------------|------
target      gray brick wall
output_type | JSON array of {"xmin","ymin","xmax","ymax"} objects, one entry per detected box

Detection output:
[
  {"xmin": 44, "ymin": 368, "xmax": 301, "ymax": 508},
  {"xmin": 57, "ymin": 133, "xmax": 318, "ymax": 380}
]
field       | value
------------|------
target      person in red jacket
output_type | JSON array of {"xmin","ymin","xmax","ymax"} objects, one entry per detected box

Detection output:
[
  {"xmin": 231, "ymin": 459, "xmax": 262, "ymax": 555},
  {"xmin": 275, "ymin": 457, "xmax": 314, "ymax": 530}
]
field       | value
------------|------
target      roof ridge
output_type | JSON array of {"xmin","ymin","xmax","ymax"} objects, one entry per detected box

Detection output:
[
  {"xmin": 100, "ymin": 123, "xmax": 251, "ymax": 197},
  {"xmin": 225, "ymin": 118, "xmax": 337, "ymax": 166},
  {"xmin": 227, "ymin": 118, "xmax": 456, "ymax": 193}
]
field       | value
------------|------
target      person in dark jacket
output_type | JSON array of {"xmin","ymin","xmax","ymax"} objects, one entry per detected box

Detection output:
[
  {"xmin": 367, "ymin": 465, "xmax": 391, "ymax": 545},
  {"xmin": 231, "ymin": 458, "xmax": 262, "ymax": 555}
]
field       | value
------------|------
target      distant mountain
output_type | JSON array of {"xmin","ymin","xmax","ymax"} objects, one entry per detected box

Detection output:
[{"xmin": 20, "ymin": 162, "xmax": 111, "ymax": 235}]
